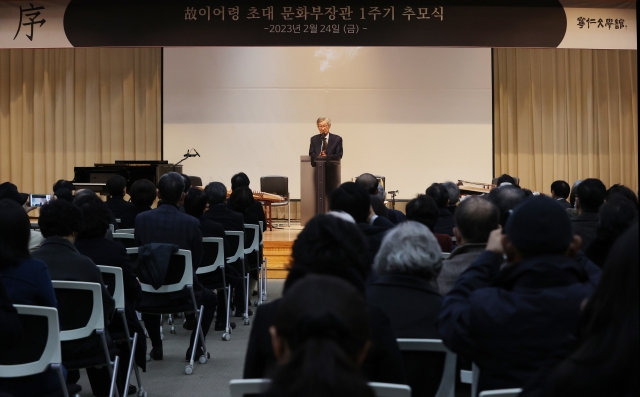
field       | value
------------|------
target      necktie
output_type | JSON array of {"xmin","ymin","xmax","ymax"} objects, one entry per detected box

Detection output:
[{"xmin": 323, "ymin": 136, "xmax": 328, "ymax": 152}]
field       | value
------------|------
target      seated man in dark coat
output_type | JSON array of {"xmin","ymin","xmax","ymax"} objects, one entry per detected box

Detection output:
[
  {"xmin": 229, "ymin": 172, "xmax": 266, "ymax": 231},
  {"xmin": 550, "ymin": 180, "xmax": 572, "ymax": 209},
  {"xmin": 32, "ymin": 199, "xmax": 117, "ymax": 396},
  {"xmin": 329, "ymin": 182, "xmax": 394, "ymax": 262},
  {"xmin": 425, "ymin": 183, "xmax": 455, "ymax": 236},
  {"xmin": 134, "ymin": 172, "xmax": 217, "ymax": 361},
  {"xmin": 488, "ymin": 184, "xmax": 526, "ymax": 227},
  {"xmin": 572, "ymin": 178, "xmax": 606, "ymax": 252},
  {"xmin": 202, "ymin": 182, "xmax": 252, "ymax": 318},
  {"xmin": 105, "ymin": 175, "xmax": 134, "ymax": 220},
  {"xmin": 405, "ymin": 195, "xmax": 453, "ymax": 253},
  {"xmin": 229, "ymin": 186, "xmax": 261, "ymax": 301},
  {"xmin": 442, "ymin": 181, "xmax": 461, "ymax": 215},
  {"xmin": 119, "ymin": 179, "xmax": 156, "ymax": 229},
  {"xmin": 437, "ymin": 196, "xmax": 602, "ymax": 394},
  {"xmin": 368, "ymin": 221, "xmax": 444, "ymax": 397},
  {"xmin": 437, "ymin": 196, "xmax": 500, "ymax": 295},
  {"xmin": 355, "ymin": 173, "xmax": 406, "ymax": 225}
]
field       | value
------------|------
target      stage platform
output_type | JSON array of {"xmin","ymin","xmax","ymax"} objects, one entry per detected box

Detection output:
[{"xmin": 263, "ymin": 221, "xmax": 302, "ymax": 279}]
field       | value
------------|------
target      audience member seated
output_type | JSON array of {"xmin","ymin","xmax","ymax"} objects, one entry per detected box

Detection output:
[
  {"xmin": 119, "ymin": 179, "xmax": 156, "ymax": 229},
  {"xmin": 265, "ymin": 275, "xmax": 375, "ymax": 397},
  {"xmin": 178, "ymin": 174, "xmax": 191, "ymax": 213},
  {"xmin": 203, "ymin": 181, "xmax": 252, "ymax": 318},
  {"xmin": 244, "ymin": 214, "xmax": 406, "ymax": 385},
  {"xmin": 31, "ymin": 199, "xmax": 117, "ymax": 396},
  {"xmin": 437, "ymin": 196, "xmax": 602, "ymax": 394},
  {"xmin": 521, "ymin": 223, "xmax": 639, "ymax": 397},
  {"xmin": 585, "ymin": 197, "xmax": 638, "ymax": 268},
  {"xmin": 134, "ymin": 172, "xmax": 217, "ymax": 361},
  {"xmin": 0, "ymin": 199, "xmax": 67, "ymax": 397},
  {"xmin": 329, "ymin": 182, "xmax": 394, "ymax": 261},
  {"xmin": 442, "ymin": 181, "xmax": 461, "ymax": 215},
  {"xmin": 437, "ymin": 197, "xmax": 500, "ymax": 295},
  {"xmin": 425, "ymin": 183, "xmax": 455, "ymax": 236},
  {"xmin": 229, "ymin": 186, "xmax": 261, "ymax": 296},
  {"xmin": 496, "ymin": 173, "xmax": 518, "ymax": 187},
  {"xmin": 405, "ymin": 194, "xmax": 452, "ymax": 253},
  {"xmin": 229, "ymin": 172, "xmax": 266, "ymax": 231},
  {"xmin": 74, "ymin": 194, "xmax": 146, "ymax": 389},
  {"xmin": 183, "ymin": 187, "xmax": 238, "ymax": 332},
  {"xmin": 52, "ymin": 179, "xmax": 75, "ymax": 197},
  {"xmin": 0, "ymin": 182, "xmax": 44, "ymax": 252},
  {"xmin": 572, "ymin": 178, "xmax": 607, "ymax": 251},
  {"xmin": 105, "ymin": 175, "xmax": 134, "ymax": 220},
  {"xmin": 550, "ymin": 180, "xmax": 571, "ymax": 209},
  {"xmin": 488, "ymin": 184, "xmax": 526, "ymax": 227},
  {"xmin": 53, "ymin": 187, "xmax": 74, "ymax": 203},
  {"xmin": 568, "ymin": 179, "xmax": 583, "ymax": 216},
  {"xmin": 367, "ymin": 221, "xmax": 444, "ymax": 397},
  {"xmin": 606, "ymin": 183, "xmax": 639, "ymax": 209},
  {"xmin": 356, "ymin": 173, "xmax": 406, "ymax": 225}
]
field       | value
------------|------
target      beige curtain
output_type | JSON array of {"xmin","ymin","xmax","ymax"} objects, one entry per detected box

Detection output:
[
  {"xmin": 0, "ymin": 48, "xmax": 161, "ymax": 194},
  {"xmin": 493, "ymin": 48, "xmax": 638, "ymax": 194}
]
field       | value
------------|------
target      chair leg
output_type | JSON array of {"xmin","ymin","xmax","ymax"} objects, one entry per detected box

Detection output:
[
  {"xmin": 244, "ymin": 277, "xmax": 251, "ymax": 326},
  {"xmin": 109, "ymin": 356, "xmax": 120, "ymax": 397},
  {"xmin": 97, "ymin": 329, "xmax": 119, "ymax": 397},
  {"xmin": 119, "ymin": 310, "xmax": 145, "ymax": 395},
  {"xmin": 262, "ymin": 257, "xmax": 268, "ymax": 302},
  {"xmin": 52, "ymin": 363, "xmax": 70, "ymax": 397},
  {"xmin": 287, "ymin": 202, "xmax": 291, "ymax": 227}
]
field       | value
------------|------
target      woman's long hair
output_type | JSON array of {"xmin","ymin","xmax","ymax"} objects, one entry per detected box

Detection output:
[{"xmin": 266, "ymin": 275, "xmax": 374, "ymax": 397}]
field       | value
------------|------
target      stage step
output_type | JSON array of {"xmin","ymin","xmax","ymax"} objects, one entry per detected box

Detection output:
[{"xmin": 264, "ymin": 240, "xmax": 292, "ymax": 279}]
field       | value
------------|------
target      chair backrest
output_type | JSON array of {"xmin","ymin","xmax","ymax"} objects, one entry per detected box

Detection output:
[
  {"xmin": 52, "ymin": 281, "xmax": 105, "ymax": 341},
  {"xmin": 197, "ymin": 237, "xmax": 225, "ymax": 275},
  {"xmin": 113, "ymin": 232, "xmax": 136, "ymax": 248},
  {"xmin": 368, "ymin": 382, "xmax": 412, "ymax": 397},
  {"xmin": 442, "ymin": 252, "xmax": 451, "ymax": 259},
  {"xmin": 244, "ymin": 224, "xmax": 260, "ymax": 256},
  {"xmin": 116, "ymin": 228, "xmax": 135, "ymax": 234},
  {"xmin": 229, "ymin": 379, "xmax": 411, "ymax": 397},
  {"xmin": 0, "ymin": 305, "xmax": 62, "ymax": 378},
  {"xmin": 460, "ymin": 362, "xmax": 480, "ymax": 397},
  {"xmin": 260, "ymin": 176, "xmax": 289, "ymax": 197},
  {"xmin": 189, "ymin": 176, "xmax": 203, "ymax": 186},
  {"xmin": 126, "ymin": 247, "xmax": 194, "ymax": 294},
  {"xmin": 478, "ymin": 389, "xmax": 522, "ymax": 397},
  {"xmin": 258, "ymin": 221, "xmax": 264, "ymax": 246},
  {"xmin": 396, "ymin": 338, "xmax": 457, "ymax": 397},
  {"xmin": 97, "ymin": 265, "xmax": 125, "ymax": 310},
  {"xmin": 225, "ymin": 231, "xmax": 245, "ymax": 264}
]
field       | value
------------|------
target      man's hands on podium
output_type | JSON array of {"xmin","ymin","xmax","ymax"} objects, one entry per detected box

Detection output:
[{"xmin": 319, "ymin": 150, "xmax": 327, "ymax": 157}]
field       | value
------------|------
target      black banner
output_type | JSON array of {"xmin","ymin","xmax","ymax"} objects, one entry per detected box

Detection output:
[{"xmin": 63, "ymin": 0, "xmax": 568, "ymax": 47}]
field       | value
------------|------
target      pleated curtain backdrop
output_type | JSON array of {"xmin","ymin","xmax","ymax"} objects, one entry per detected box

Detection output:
[
  {"xmin": 0, "ymin": 48, "xmax": 161, "ymax": 194},
  {"xmin": 493, "ymin": 48, "xmax": 638, "ymax": 194}
]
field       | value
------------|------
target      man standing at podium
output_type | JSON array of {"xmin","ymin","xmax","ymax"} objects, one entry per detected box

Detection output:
[{"xmin": 309, "ymin": 117, "xmax": 343, "ymax": 159}]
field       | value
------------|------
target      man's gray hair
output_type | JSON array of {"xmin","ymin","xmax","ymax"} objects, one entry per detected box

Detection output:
[
  {"xmin": 442, "ymin": 181, "xmax": 460, "ymax": 205},
  {"xmin": 317, "ymin": 117, "xmax": 331, "ymax": 126},
  {"xmin": 374, "ymin": 221, "xmax": 443, "ymax": 279}
]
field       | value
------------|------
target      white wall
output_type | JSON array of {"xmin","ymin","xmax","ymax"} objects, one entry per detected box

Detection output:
[{"xmin": 163, "ymin": 47, "xmax": 492, "ymax": 199}]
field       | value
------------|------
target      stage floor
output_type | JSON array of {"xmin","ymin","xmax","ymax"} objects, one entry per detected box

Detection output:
[{"xmin": 262, "ymin": 221, "xmax": 302, "ymax": 278}]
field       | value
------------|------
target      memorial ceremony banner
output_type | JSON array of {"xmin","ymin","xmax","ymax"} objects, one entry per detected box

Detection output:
[{"xmin": 0, "ymin": 0, "xmax": 636, "ymax": 49}]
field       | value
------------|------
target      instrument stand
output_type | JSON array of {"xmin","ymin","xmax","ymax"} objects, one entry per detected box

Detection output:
[{"xmin": 388, "ymin": 190, "xmax": 398, "ymax": 210}]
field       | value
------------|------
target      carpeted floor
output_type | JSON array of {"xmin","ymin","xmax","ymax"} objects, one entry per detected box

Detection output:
[{"xmin": 76, "ymin": 280, "xmax": 285, "ymax": 397}]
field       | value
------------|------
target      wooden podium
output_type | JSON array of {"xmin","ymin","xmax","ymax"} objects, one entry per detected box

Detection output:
[{"xmin": 300, "ymin": 155, "xmax": 341, "ymax": 226}]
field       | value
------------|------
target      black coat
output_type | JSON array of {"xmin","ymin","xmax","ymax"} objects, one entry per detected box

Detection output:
[
  {"xmin": 434, "ymin": 208, "xmax": 455, "ymax": 236},
  {"xmin": 119, "ymin": 205, "xmax": 151, "ymax": 229},
  {"xmin": 309, "ymin": 133, "xmax": 343, "ymax": 159},
  {"xmin": 571, "ymin": 212, "xmax": 599, "ymax": 251},
  {"xmin": 243, "ymin": 298, "xmax": 407, "ymax": 385},
  {"xmin": 105, "ymin": 196, "xmax": 135, "ymax": 220},
  {"xmin": 358, "ymin": 216, "xmax": 394, "ymax": 261},
  {"xmin": 555, "ymin": 198, "xmax": 572, "ymax": 209},
  {"xmin": 367, "ymin": 274, "xmax": 444, "ymax": 397}
]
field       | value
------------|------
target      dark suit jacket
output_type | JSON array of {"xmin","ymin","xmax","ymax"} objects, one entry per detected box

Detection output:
[
  {"xmin": 434, "ymin": 208, "xmax": 455, "ymax": 236},
  {"xmin": 571, "ymin": 212, "xmax": 600, "ymax": 252},
  {"xmin": 243, "ymin": 298, "xmax": 406, "ymax": 385},
  {"xmin": 309, "ymin": 133, "xmax": 343, "ymax": 159},
  {"xmin": 555, "ymin": 198, "xmax": 572, "ymax": 209},
  {"xmin": 367, "ymin": 274, "xmax": 445, "ymax": 397},
  {"xmin": 119, "ymin": 205, "xmax": 151, "ymax": 229},
  {"xmin": 197, "ymin": 215, "xmax": 230, "ymax": 262},
  {"xmin": 203, "ymin": 204, "xmax": 245, "ymax": 267},
  {"xmin": 105, "ymin": 196, "xmax": 135, "ymax": 220},
  {"xmin": 387, "ymin": 209, "xmax": 406, "ymax": 225},
  {"xmin": 359, "ymin": 216, "xmax": 394, "ymax": 261}
]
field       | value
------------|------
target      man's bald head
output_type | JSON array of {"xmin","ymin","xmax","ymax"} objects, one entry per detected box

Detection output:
[
  {"xmin": 454, "ymin": 196, "xmax": 500, "ymax": 244},
  {"xmin": 355, "ymin": 173, "xmax": 379, "ymax": 195}
]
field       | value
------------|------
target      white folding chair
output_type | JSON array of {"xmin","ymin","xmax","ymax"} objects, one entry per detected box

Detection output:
[
  {"xmin": 97, "ymin": 265, "xmax": 146, "ymax": 396},
  {"xmin": 108, "ymin": 356, "xmax": 121, "ymax": 397},
  {"xmin": 109, "ymin": 224, "xmax": 115, "ymax": 233},
  {"xmin": 244, "ymin": 223, "xmax": 260, "ymax": 310},
  {"xmin": 368, "ymin": 382, "xmax": 412, "ymax": 397},
  {"xmin": 396, "ymin": 338, "xmax": 457, "ymax": 397},
  {"xmin": 460, "ymin": 363, "xmax": 480, "ymax": 397},
  {"xmin": 256, "ymin": 220, "xmax": 268, "ymax": 306},
  {"xmin": 117, "ymin": 228, "xmax": 135, "ymax": 234},
  {"xmin": 127, "ymin": 248, "xmax": 208, "ymax": 375},
  {"xmin": 52, "ymin": 281, "xmax": 119, "ymax": 397},
  {"xmin": 229, "ymin": 379, "xmax": 411, "ymax": 397},
  {"xmin": 197, "ymin": 237, "xmax": 232, "ymax": 341},
  {"xmin": 478, "ymin": 389, "xmax": 522, "ymax": 397},
  {"xmin": 0, "ymin": 305, "xmax": 72, "ymax": 397},
  {"xmin": 225, "ymin": 230, "xmax": 250, "ymax": 325}
]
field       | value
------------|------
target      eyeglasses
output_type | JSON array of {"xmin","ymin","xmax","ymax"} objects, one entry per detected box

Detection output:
[{"xmin": 317, "ymin": 124, "xmax": 330, "ymax": 128}]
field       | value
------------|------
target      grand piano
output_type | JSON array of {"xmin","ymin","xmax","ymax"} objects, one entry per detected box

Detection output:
[{"xmin": 72, "ymin": 160, "xmax": 182, "ymax": 194}]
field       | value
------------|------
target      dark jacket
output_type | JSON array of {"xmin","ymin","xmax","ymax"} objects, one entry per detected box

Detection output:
[
  {"xmin": 571, "ymin": 212, "xmax": 599, "ymax": 251},
  {"xmin": 0, "ymin": 277, "xmax": 23, "ymax": 351},
  {"xmin": 203, "ymin": 204, "xmax": 245, "ymax": 265},
  {"xmin": 119, "ymin": 205, "xmax": 151, "ymax": 229},
  {"xmin": 367, "ymin": 274, "xmax": 444, "ymax": 397},
  {"xmin": 309, "ymin": 133, "xmax": 343, "ymax": 159},
  {"xmin": 437, "ymin": 243, "xmax": 486, "ymax": 295},
  {"xmin": 434, "ymin": 208, "xmax": 455, "ymax": 236},
  {"xmin": 196, "ymin": 215, "xmax": 230, "ymax": 263},
  {"xmin": 358, "ymin": 216, "xmax": 394, "ymax": 261},
  {"xmin": 105, "ymin": 196, "xmax": 135, "ymax": 220},
  {"xmin": 243, "ymin": 298, "xmax": 406, "ymax": 385},
  {"xmin": 437, "ymin": 251, "xmax": 601, "ymax": 393},
  {"xmin": 555, "ymin": 198, "xmax": 572, "ymax": 209},
  {"xmin": 387, "ymin": 209, "xmax": 406, "ymax": 225}
]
